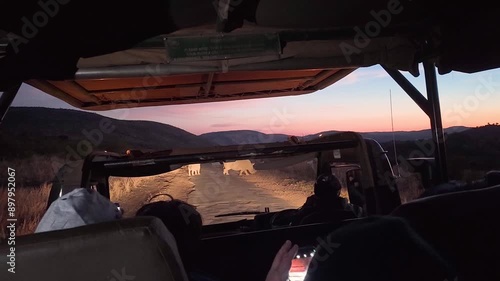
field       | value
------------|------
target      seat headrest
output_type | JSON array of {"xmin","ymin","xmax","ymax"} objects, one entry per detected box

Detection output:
[
  {"xmin": 0, "ymin": 217, "xmax": 189, "ymax": 281},
  {"xmin": 391, "ymin": 185, "xmax": 500, "ymax": 280},
  {"xmin": 392, "ymin": 184, "xmax": 500, "ymax": 219}
]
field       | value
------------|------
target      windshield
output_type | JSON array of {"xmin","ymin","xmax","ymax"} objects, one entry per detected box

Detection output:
[{"xmin": 110, "ymin": 157, "xmax": 321, "ymax": 225}]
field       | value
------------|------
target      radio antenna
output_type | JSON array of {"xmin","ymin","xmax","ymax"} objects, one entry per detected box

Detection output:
[{"xmin": 390, "ymin": 89, "xmax": 401, "ymax": 177}]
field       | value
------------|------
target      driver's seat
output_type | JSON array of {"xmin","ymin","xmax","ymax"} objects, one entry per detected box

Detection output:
[{"xmin": 0, "ymin": 217, "xmax": 189, "ymax": 281}]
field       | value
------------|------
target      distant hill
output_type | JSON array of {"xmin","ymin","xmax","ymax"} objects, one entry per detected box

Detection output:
[
  {"xmin": 380, "ymin": 125, "xmax": 500, "ymax": 180},
  {"xmin": 303, "ymin": 126, "xmax": 469, "ymax": 143},
  {"xmin": 199, "ymin": 130, "xmax": 289, "ymax": 145},
  {"xmin": 199, "ymin": 127, "xmax": 470, "ymax": 145},
  {"xmin": 0, "ymin": 107, "xmax": 213, "ymax": 159}
]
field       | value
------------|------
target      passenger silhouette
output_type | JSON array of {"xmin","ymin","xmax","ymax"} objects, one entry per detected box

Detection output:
[{"xmin": 304, "ymin": 216, "xmax": 455, "ymax": 281}]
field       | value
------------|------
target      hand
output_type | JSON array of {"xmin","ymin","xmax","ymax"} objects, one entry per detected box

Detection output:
[{"xmin": 265, "ymin": 240, "xmax": 299, "ymax": 281}]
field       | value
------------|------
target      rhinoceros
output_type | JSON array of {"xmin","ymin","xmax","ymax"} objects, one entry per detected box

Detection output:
[{"xmin": 222, "ymin": 160, "xmax": 256, "ymax": 176}]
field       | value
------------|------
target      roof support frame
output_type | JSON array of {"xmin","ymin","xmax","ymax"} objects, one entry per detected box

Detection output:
[
  {"xmin": 381, "ymin": 65, "xmax": 431, "ymax": 116},
  {"xmin": 382, "ymin": 63, "xmax": 449, "ymax": 185},
  {"xmin": 202, "ymin": 73, "xmax": 215, "ymax": 96},
  {"xmin": 75, "ymin": 59, "xmax": 358, "ymax": 80},
  {"xmin": 423, "ymin": 60, "xmax": 448, "ymax": 183},
  {"xmin": 0, "ymin": 82, "xmax": 21, "ymax": 124}
]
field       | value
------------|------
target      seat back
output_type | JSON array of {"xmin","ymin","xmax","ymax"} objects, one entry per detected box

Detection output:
[
  {"xmin": 0, "ymin": 217, "xmax": 188, "ymax": 281},
  {"xmin": 391, "ymin": 184, "xmax": 500, "ymax": 281},
  {"xmin": 299, "ymin": 209, "xmax": 356, "ymax": 225}
]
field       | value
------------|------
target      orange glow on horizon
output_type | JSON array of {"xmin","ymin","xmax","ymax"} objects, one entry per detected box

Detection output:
[{"xmin": 184, "ymin": 113, "xmax": 498, "ymax": 136}]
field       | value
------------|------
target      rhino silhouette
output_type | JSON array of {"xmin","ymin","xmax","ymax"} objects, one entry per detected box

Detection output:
[{"xmin": 223, "ymin": 160, "xmax": 256, "ymax": 176}]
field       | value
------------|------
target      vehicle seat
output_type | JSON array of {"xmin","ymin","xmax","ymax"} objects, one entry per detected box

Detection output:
[
  {"xmin": 298, "ymin": 209, "xmax": 356, "ymax": 225},
  {"xmin": 391, "ymin": 184, "xmax": 500, "ymax": 281},
  {"xmin": 0, "ymin": 217, "xmax": 189, "ymax": 281}
]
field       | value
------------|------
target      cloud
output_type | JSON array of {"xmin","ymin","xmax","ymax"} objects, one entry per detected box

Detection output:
[{"xmin": 334, "ymin": 66, "xmax": 389, "ymax": 86}]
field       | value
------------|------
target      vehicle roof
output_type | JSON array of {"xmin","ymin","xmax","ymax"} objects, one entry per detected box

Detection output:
[{"xmin": 1, "ymin": 0, "xmax": 499, "ymax": 109}]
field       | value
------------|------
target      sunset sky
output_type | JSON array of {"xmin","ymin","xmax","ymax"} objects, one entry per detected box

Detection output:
[{"xmin": 11, "ymin": 65, "xmax": 500, "ymax": 136}]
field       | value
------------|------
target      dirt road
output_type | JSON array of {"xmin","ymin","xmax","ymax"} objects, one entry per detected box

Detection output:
[
  {"xmin": 118, "ymin": 164, "xmax": 313, "ymax": 224},
  {"xmin": 118, "ymin": 169, "xmax": 195, "ymax": 217},
  {"xmin": 187, "ymin": 165, "xmax": 305, "ymax": 224}
]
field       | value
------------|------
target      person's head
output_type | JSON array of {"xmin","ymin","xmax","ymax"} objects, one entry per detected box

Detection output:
[
  {"xmin": 136, "ymin": 199, "xmax": 202, "ymax": 270},
  {"xmin": 305, "ymin": 216, "xmax": 455, "ymax": 281},
  {"xmin": 314, "ymin": 173, "xmax": 342, "ymax": 199},
  {"xmin": 486, "ymin": 170, "xmax": 500, "ymax": 186}
]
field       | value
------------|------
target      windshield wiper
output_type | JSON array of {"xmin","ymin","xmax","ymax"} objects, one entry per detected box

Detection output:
[{"xmin": 215, "ymin": 208, "xmax": 270, "ymax": 217}]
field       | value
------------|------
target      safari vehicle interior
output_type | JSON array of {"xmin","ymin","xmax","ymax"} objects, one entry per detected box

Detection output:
[
  {"xmin": 2, "ymin": 1, "xmax": 500, "ymax": 281},
  {"xmin": 70, "ymin": 131, "xmax": 394, "ymax": 223},
  {"xmin": 38, "ymin": 130, "xmax": 400, "ymax": 281}
]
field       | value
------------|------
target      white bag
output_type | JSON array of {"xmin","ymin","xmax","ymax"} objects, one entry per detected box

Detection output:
[{"xmin": 36, "ymin": 188, "xmax": 122, "ymax": 233}]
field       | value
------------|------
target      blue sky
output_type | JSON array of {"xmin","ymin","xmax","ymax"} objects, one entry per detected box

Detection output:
[{"xmin": 10, "ymin": 65, "xmax": 500, "ymax": 136}]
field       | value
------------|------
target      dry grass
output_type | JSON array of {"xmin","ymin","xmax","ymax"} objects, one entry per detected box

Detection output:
[
  {"xmin": 396, "ymin": 167, "xmax": 425, "ymax": 204},
  {"xmin": 0, "ymin": 183, "xmax": 52, "ymax": 239},
  {"xmin": 0, "ymin": 156, "xmax": 63, "ymax": 239},
  {"xmin": 108, "ymin": 177, "xmax": 144, "ymax": 202},
  {"xmin": 0, "ymin": 156, "xmax": 64, "ymax": 186},
  {"xmin": 274, "ymin": 160, "xmax": 317, "ymax": 182}
]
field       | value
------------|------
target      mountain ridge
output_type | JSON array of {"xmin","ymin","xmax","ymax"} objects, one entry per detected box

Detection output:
[
  {"xmin": 0, "ymin": 107, "xmax": 213, "ymax": 158},
  {"xmin": 200, "ymin": 126, "xmax": 471, "ymax": 145},
  {"xmin": 0, "ymin": 107, "xmax": 489, "ymax": 159}
]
